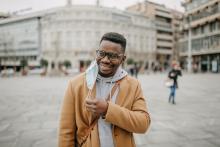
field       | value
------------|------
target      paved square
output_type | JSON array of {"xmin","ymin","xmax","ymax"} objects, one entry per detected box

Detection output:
[{"xmin": 0, "ymin": 73, "xmax": 220, "ymax": 147}]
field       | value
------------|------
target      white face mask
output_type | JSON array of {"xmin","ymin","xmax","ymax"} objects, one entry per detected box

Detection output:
[{"xmin": 85, "ymin": 60, "xmax": 98, "ymax": 90}]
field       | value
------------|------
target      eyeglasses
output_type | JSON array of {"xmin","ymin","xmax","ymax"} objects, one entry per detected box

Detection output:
[{"xmin": 96, "ymin": 50, "xmax": 123, "ymax": 61}]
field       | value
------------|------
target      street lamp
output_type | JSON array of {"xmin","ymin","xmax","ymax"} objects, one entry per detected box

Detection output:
[{"xmin": 187, "ymin": 15, "xmax": 192, "ymax": 73}]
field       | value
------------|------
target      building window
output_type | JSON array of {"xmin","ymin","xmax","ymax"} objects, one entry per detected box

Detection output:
[
  {"xmin": 217, "ymin": 21, "xmax": 220, "ymax": 30},
  {"xmin": 201, "ymin": 25, "xmax": 204, "ymax": 33},
  {"xmin": 76, "ymin": 31, "xmax": 81, "ymax": 37},
  {"xmin": 210, "ymin": 21, "xmax": 216, "ymax": 32}
]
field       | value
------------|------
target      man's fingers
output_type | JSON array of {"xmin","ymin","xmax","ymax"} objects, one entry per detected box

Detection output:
[
  {"xmin": 85, "ymin": 99, "xmax": 97, "ymax": 105},
  {"xmin": 85, "ymin": 103, "xmax": 96, "ymax": 109},
  {"xmin": 85, "ymin": 104, "xmax": 97, "ymax": 113},
  {"xmin": 85, "ymin": 99, "xmax": 107, "ymax": 115},
  {"xmin": 85, "ymin": 99, "xmax": 97, "ymax": 113}
]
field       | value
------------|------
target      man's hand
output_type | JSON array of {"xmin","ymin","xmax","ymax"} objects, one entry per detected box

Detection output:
[{"xmin": 85, "ymin": 99, "xmax": 108, "ymax": 116}]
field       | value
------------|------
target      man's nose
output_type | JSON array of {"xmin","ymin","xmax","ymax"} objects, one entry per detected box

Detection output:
[{"xmin": 101, "ymin": 55, "xmax": 110, "ymax": 62}]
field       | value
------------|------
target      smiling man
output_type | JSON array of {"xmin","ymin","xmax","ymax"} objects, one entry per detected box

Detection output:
[{"xmin": 59, "ymin": 32, "xmax": 151, "ymax": 147}]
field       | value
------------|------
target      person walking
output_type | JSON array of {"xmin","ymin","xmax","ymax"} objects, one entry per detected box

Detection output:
[
  {"xmin": 58, "ymin": 32, "xmax": 151, "ymax": 147},
  {"xmin": 168, "ymin": 63, "xmax": 182, "ymax": 104}
]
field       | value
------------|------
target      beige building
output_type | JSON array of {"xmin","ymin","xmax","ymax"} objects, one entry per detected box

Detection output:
[
  {"xmin": 127, "ymin": 0, "xmax": 183, "ymax": 71},
  {"xmin": 171, "ymin": 9, "xmax": 184, "ymax": 61},
  {"xmin": 179, "ymin": 0, "xmax": 220, "ymax": 72}
]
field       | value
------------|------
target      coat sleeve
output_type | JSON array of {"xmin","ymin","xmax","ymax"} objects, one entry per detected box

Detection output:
[
  {"xmin": 58, "ymin": 81, "xmax": 76, "ymax": 147},
  {"xmin": 168, "ymin": 70, "xmax": 173, "ymax": 79},
  {"xmin": 105, "ymin": 81, "xmax": 151, "ymax": 133}
]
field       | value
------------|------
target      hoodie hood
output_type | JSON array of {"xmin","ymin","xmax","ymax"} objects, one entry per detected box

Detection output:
[
  {"xmin": 85, "ymin": 60, "xmax": 127, "ymax": 89},
  {"xmin": 96, "ymin": 66, "xmax": 127, "ymax": 83}
]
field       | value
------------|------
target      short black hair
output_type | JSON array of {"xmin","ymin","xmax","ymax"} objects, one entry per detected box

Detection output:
[{"xmin": 100, "ymin": 32, "xmax": 126, "ymax": 52}]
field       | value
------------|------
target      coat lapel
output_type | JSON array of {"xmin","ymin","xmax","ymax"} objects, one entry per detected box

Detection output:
[
  {"xmin": 115, "ymin": 77, "xmax": 130, "ymax": 106},
  {"xmin": 88, "ymin": 83, "xmax": 97, "ymax": 125}
]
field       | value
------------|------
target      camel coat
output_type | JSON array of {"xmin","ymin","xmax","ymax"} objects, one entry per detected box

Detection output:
[{"xmin": 58, "ymin": 73, "xmax": 151, "ymax": 147}]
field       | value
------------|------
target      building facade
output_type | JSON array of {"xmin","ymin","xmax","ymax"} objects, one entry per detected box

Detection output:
[
  {"xmin": 0, "ymin": 12, "xmax": 10, "ymax": 19},
  {"xmin": 171, "ymin": 9, "xmax": 184, "ymax": 62},
  {"xmin": 179, "ymin": 0, "xmax": 220, "ymax": 72},
  {"xmin": 127, "ymin": 0, "xmax": 183, "ymax": 71},
  {"xmin": 0, "ymin": 5, "xmax": 156, "ymax": 72},
  {"xmin": 41, "ymin": 5, "xmax": 156, "ymax": 71},
  {"xmin": 0, "ymin": 15, "xmax": 41, "ymax": 71}
]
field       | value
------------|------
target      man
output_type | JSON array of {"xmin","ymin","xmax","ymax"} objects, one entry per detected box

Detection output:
[{"xmin": 59, "ymin": 32, "xmax": 151, "ymax": 147}]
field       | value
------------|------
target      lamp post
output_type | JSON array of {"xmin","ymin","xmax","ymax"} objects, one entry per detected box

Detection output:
[
  {"xmin": 50, "ymin": 32, "xmax": 61, "ymax": 76},
  {"xmin": 3, "ymin": 42, "xmax": 8, "ymax": 69},
  {"xmin": 187, "ymin": 15, "xmax": 192, "ymax": 73}
]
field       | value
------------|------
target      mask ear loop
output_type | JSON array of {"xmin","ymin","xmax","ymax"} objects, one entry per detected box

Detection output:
[
  {"xmin": 109, "ymin": 81, "xmax": 113, "ymax": 101},
  {"xmin": 106, "ymin": 77, "xmax": 114, "ymax": 101},
  {"xmin": 86, "ymin": 59, "xmax": 97, "ymax": 100}
]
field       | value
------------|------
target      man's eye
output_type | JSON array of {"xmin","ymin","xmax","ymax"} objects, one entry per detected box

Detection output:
[
  {"xmin": 110, "ymin": 54, "xmax": 118, "ymax": 59},
  {"xmin": 99, "ymin": 51, "xmax": 105, "ymax": 56}
]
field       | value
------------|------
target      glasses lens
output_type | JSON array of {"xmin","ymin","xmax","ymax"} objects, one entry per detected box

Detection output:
[
  {"xmin": 96, "ymin": 50, "xmax": 105, "ymax": 58},
  {"xmin": 96, "ymin": 50, "xmax": 122, "ymax": 60},
  {"xmin": 108, "ymin": 52, "xmax": 118, "ymax": 60}
]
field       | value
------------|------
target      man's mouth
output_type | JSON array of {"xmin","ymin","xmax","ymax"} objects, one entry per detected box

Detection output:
[{"xmin": 100, "ymin": 63, "xmax": 112, "ymax": 71}]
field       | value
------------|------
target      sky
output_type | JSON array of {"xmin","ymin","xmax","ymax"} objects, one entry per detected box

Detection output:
[{"xmin": 0, "ymin": 0, "xmax": 184, "ymax": 14}]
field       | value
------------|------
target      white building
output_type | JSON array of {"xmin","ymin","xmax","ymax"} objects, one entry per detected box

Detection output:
[
  {"xmin": 0, "ymin": 4, "xmax": 156, "ymax": 71},
  {"xmin": 0, "ymin": 13, "xmax": 42, "ymax": 70}
]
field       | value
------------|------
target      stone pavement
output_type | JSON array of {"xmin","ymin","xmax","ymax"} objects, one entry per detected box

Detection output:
[{"xmin": 0, "ymin": 73, "xmax": 220, "ymax": 147}]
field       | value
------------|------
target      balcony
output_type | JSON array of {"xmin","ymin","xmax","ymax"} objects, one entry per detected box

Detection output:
[
  {"xmin": 179, "ymin": 34, "xmax": 220, "ymax": 56},
  {"xmin": 155, "ymin": 11, "xmax": 172, "ymax": 19},
  {"xmin": 0, "ymin": 48, "xmax": 39, "ymax": 57},
  {"xmin": 157, "ymin": 34, "xmax": 173, "ymax": 40},
  {"xmin": 156, "ymin": 22, "xmax": 173, "ymax": 32},
  {"xmin": 157, "ymin": 41, "xmax": 173, "ymax": 48},
  {"xmin": 180, "ymin": 45, "xmax": 220, "ymax": 56},
  {"xmin": 156, "ymin": 48, "xmax": 172, "ymax": 55},
  {"xmin": 191, "ymin": 5, "xmax": 220, "ymax": 22},
  {"xmin": 185, "ymin": 0, "xmax": 219, "ymax": 15},
  {"xmin": 179, "ymin": 29, "xmax": 220, "ymax": 42}
]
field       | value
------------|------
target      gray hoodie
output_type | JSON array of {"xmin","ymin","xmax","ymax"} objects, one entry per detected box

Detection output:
[{"xmin": 96, "ymin": 67, "xmax": 127, "ymax": 147}]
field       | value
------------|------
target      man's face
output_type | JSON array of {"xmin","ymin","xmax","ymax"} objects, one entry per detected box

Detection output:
[{"xmin": 96, "ymin": 40, "xmax": 126, "ymax": 77}]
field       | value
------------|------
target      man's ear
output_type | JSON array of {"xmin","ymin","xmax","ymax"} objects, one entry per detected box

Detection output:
[{"xmin": 121, "ymin": 55, "xmax": 126, "ymax": 64}]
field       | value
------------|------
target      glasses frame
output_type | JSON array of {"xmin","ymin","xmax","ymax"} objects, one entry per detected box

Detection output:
[{"xmin": 96, "ymin": 50, "xmax": 124, "ymax": 61}]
